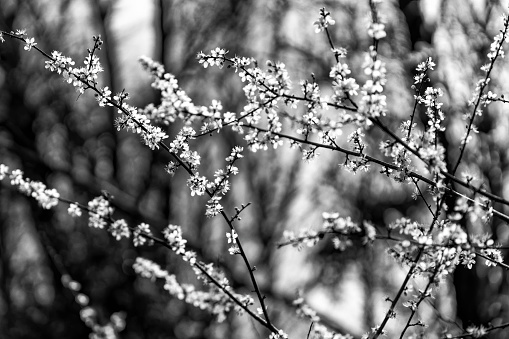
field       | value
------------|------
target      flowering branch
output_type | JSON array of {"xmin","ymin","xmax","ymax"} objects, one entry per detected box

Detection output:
[
  {"xmin": 451, "ymin": 13, "xmax": 509, "ymax": 175},
  {"xmin": 3, "ymin": 2, "xmax": 509, "ymax": 338},
  {"xmin": 0, "ymin": 165, "xmax": 283, "ymax": 333},
  {"xmin": 0, "ymin": 31, "xmax": 281, "ymax": 333}
]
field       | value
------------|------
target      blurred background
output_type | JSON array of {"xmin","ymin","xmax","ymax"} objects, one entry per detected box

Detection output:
[{"xmin": 2, "ymin": 0, "xmax": 509, "ymax": 338}]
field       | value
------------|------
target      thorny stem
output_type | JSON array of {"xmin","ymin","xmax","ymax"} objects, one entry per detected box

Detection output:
[{"xmin": 1, "ymin": 31, "xmax": 278, "ymax": 334}]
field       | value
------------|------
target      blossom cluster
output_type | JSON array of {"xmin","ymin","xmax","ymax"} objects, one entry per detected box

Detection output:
[
  {"xmin": 313, "ymin": 8, "xmax": 336, "ymax": 33},
  {"xmin": 45, "ymin": 39, "xmax": 103, "ymax": 94},
  {"xmin": 417, "ymin": 86, "xmax": 447, "ymax": 177},
  {"xmin": 0, "ymin": 163, "xmax": 158, "ymax": 251},
  {"xmin": 196, "ymin": 50, "xmax": 293, "ymax": 152},
  {"xmin": 132, "ymin": 257, "xmax": 254, "ymax": 322},
  {"xmin": 329, "ymin": 57, "xmax": 359, "ymax": 106},
  {"xmin": 1, "ymin": 162, "xmax": 257, "ymax": 326},
  {"xmin": 1, "ymin": 164, "xmax": 59, "ymax": 209},
  {"xmin": 358, "ymin": 47, "xmax": 387, "ymax": 123},
  {"xmin": 160, "ymin": 223, "xmax": 260, "ymax": 318},
  {"xmin": 205, "ymin": 146, "xmax": 243, "ymax": 217},
  {"xmin": 140, "ymin": 56, "xmax": 201, "ymax": 126},
  {"xmin": 386, "ymin": 217, "xmax": 503, "ymax": 275},
  {"xmin": 380, "ymin": 57, "xmax": 445, "ymax": 184},
  {"xmin": 367, "ymin": 23, "xmax": 386, "ymax": 40},
  {"xmin": 40, "ymin": 39, "xmax": 171, "ymax": 152},
  {"xmin": 87, "ymin": 195, "xmax": 113, "ymax": 229}
]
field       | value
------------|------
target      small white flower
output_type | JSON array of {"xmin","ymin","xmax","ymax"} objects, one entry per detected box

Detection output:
[
  {"xmin": 368, "ymin": 23, "xmax": 386, "ymax": 40},
  {"xmin": 110, "ymin": 219, "xmax": 130, "ymax": 241},
  {"xmin": 228, "ymin": 245, "xmax": 240, "ymax": 255},
  {"xmin": 187, "ymin": 174, "xmax": 208, "ymax": 196},
  {"xmin": 226, "ymin": 230, "xmax": 238, "ymax": 244},
  {"xmin": 133, "ymin": 223, "xmax": 153, "ymax": 246},
  {"xmin": 24, "ymin": 37, "xmax": 37, "ymax": 51},
  {"xmin": 313, "ymin": 8, "xmax": 335, "ymax": 33},
  {"xmin": 68, "ymin": 203, "xmax": 82, "ymax": 217}
]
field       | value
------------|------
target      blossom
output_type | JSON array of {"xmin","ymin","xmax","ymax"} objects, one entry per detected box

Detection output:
[
  {"xmin": 141, "ymin": 125, "xmax": 168, "ymax": 150},
  {"xmin": 45, "ymin": 51, "xmax": 75, "ymax": 74},
  {"xmin": 269, "ymin": 330, "xmax": 289, "ymax": 339},
  {"xmin": 198, "ymin": 47, "xmax": 228, "ymax": 69},
  {"xmin": 226, "ymin": 230, "xmax": 238, "ymax": 244},
  {"xmin": 96, "ymin": 86, "xmax": 112, "ymax": 107},
  {"xmin": 313, "ymin": 8, "xmax": 335, "ymax": 33},
  {"xmin": 87, "ymin": 196, "xmax": 113, "ymax": 229},
  {"xmin": 466, "ymin": 325, "xmax": 488, "ymax": 338},
  {"xmin": 183, "ymin": 251, "xmax": 197, "ymax": 265},
  {"xmin": 163, "ymin": 224, "xmax": 187, "ymax": 255},
  {"xmin": 482, "ymin": 248, "xmax": 503, "ymax": 267},
  {"xmin": 228, "ymin": 245, "xmax": 240, "ymax": 255},
  {"xmin": 109, "ymin": 219, "xmax": 130, "ymax": 241},
  {"xmin": 68, "ymin": 203, "xmax": 82, "ymax": 217},
  {"xmin": 31, "ymin": 185, "xmax": 60, "ymax": 209},
  {"xmin": 9, "ymin": 169, "xmax": 23, "ymax": 185},
  {"xmin": 205, "ymin": 196, "xmax": 223, "ymax": 218},
  {"xmin": 133, "ymin": 257, "xmax": 168, "ymax": 280},
  {"xmin": 164, "ymin": 161, "xmax": 179, "ymax": 176},
  {"xmin": 14, "ymin": 29, "xmax": 26, "ymax": 36},
  {"xmin": 5, "ymin": 169, "xmax": 60, "ymax": 209},
  {"xmin": 24, "ymin": 37, "xmax": 37, "ymax": 51},
  {"xmin": 134, "ymin": 256, "xmax": 252, "ymax": 322},
  {"xmin": 133, "ymin": 223, "xmax": 153, "ymax": 246},
  {"xmin": 187, "ymin": 174, "xmax": 208, "ymax": 196},
  {"xmin": 367, "ymin": 23, "xmax": 386, "ymax": 40}
]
